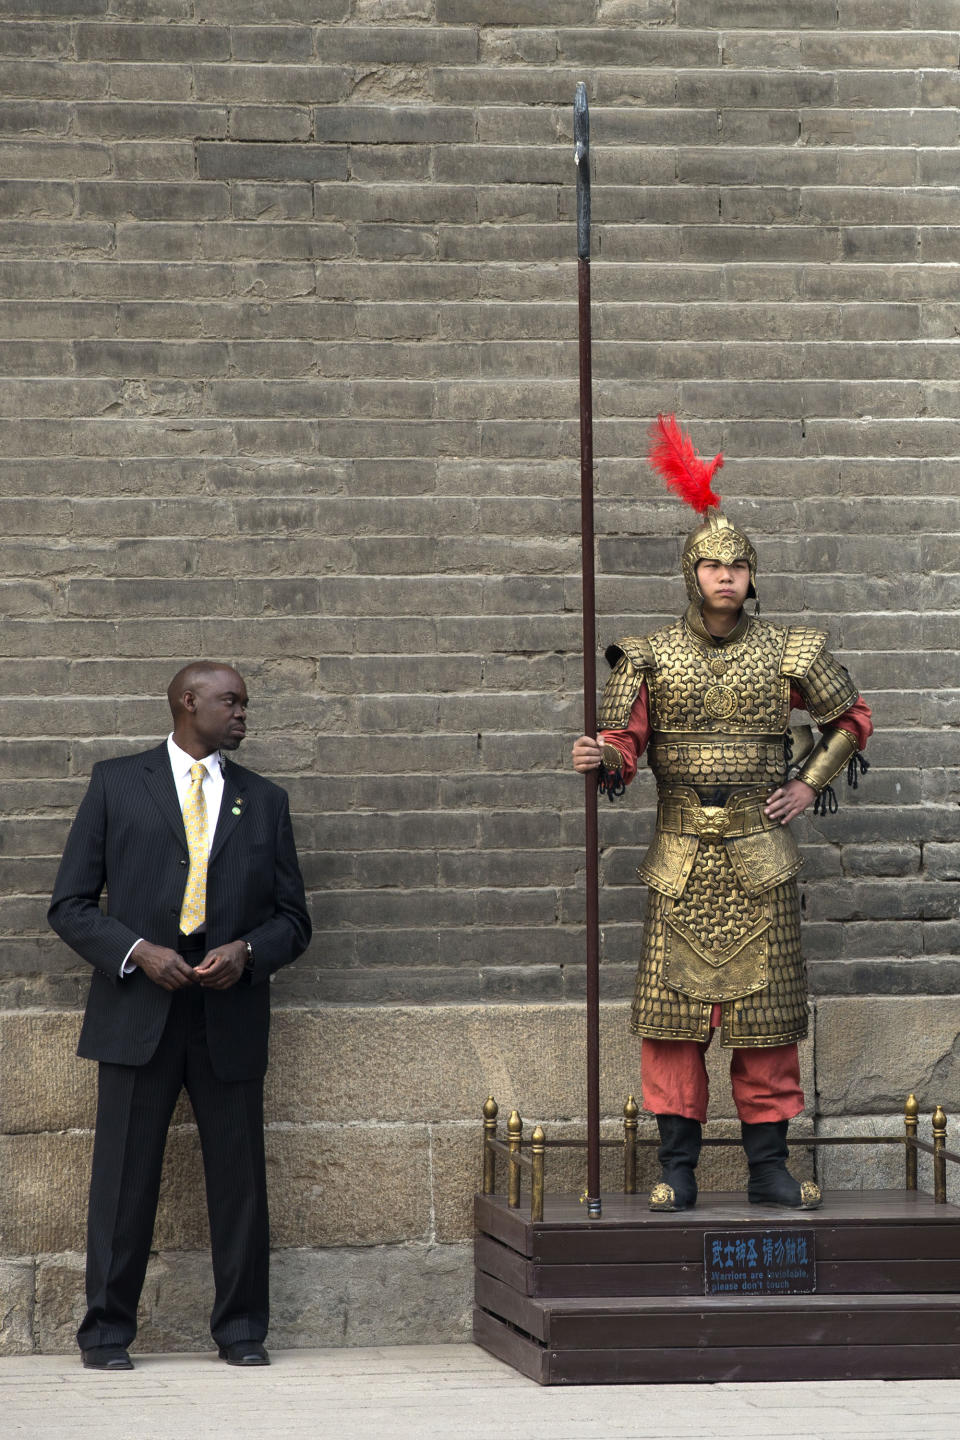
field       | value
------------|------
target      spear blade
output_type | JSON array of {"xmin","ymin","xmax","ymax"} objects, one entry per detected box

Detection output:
[{"xmin": 574, "ymin": 80, "xmax": 591, "ymax": 261}]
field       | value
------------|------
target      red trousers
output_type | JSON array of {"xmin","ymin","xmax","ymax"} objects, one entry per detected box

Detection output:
[{"xmin": 641, "ymin": 1008, "xmax": 804, "ymax": 1124}]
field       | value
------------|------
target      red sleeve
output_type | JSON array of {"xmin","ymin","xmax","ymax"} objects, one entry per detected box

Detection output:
[
  {"xmin": 598, "ymin": 681, "xmax": 651, "ymax": 786},
  {"xmin": 789, "ymin": 687, "xmax": 873, "ymax": 751}
]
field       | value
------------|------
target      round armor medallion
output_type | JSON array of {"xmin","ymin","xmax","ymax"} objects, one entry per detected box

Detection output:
[
  {"xmin": 703, "ymin": 683, "xmax": 738, "ymax": 720},
  {"xmin": 709, "ymin": 656, "xmax": 727, "ymax": 676}
]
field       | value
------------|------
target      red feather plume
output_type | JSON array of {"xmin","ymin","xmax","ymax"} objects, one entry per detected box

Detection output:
[{"xmin": 647, "ymin": 413, "xmax": 723, "ymax": 514}]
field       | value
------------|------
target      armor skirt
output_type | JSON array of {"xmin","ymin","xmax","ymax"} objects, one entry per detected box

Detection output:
[{"xmin": 630, "ymin": 841, "xmax": 809, "ymax": 1050}]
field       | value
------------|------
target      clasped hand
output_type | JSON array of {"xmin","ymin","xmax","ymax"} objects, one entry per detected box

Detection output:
[{"xmin": 131, "ymin": 939, "xmax": 247, "ymax": 991}]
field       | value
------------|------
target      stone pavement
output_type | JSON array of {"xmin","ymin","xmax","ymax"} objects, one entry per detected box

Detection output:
[{"xmin": 3, "ymin": 1344, "xmax": 960, "ymax": 1440}]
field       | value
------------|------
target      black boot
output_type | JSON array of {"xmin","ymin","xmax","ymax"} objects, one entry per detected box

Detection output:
[
  {"xmin": 741, "ymin": 1120, "xmax": 822, "ymax": 1209},
  {"xmin": 649, "ymin": 1114, "xmax": 702, "ymax": 1212}
]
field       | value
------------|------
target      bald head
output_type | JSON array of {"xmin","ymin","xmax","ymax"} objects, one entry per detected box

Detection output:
[
  {"xmin": 168, "ymin": 661, "xmax": 248, "ymax": 759},
  {"xmin": 168, "ymin": 661, "xmax": 237, "ymax": 720}
]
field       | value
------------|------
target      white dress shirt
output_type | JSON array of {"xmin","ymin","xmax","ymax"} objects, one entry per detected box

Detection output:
[
  {"xmin": 166, "ymin": 734, "xmax": 225, "ymax": 845},
  {"xmin": 119, "ymin": 737, "xmax": 225, "ymax": 976}
]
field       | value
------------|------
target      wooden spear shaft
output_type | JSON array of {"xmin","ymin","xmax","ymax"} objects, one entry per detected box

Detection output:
[{"xmin": 575, "ymin": 81, "xmax": 602, "ymax": 1219}]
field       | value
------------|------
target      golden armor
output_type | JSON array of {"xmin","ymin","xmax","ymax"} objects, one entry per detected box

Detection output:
[{"xmin": 599, "ymin": 592, "xmax": 861, "ymax": 1049}]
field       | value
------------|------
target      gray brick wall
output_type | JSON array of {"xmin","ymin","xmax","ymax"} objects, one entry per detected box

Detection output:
[
  {"xmin": 1, "ymin": 4, "xmax": 959, "ymax": 1350},
  {"xmin": 3, "ymin": 3, "xmax": 956, "ymax": 1008}
]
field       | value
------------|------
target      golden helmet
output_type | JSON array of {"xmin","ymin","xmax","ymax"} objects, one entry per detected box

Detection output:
[{"xmin": 682, "ymin": 510, "xmax": 757, "ymax": 604}]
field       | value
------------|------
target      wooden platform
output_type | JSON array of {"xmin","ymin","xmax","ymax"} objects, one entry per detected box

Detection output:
[{"xmin": 474, "ymin": 1190, "xmax": 960, "ymax": 1384}]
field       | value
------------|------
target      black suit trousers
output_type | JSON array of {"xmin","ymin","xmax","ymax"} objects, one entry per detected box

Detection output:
[{"xmin": 79, "ymin": 983, "xmax": 269, "ymax": 1351}]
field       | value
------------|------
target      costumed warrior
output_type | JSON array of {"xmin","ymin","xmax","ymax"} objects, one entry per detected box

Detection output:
[{"xmin": 572, "ymin": 416, "xmax": 872, "ymax": 1212}]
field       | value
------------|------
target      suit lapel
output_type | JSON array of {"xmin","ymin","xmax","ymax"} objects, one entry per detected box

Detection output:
[
  {"xmin": 210, "ymin": 759, "xmax": 247, "ymax": 866},
  {"xmin": 142, "ymin": 743, "xmax": 187, "ymax": 851}
]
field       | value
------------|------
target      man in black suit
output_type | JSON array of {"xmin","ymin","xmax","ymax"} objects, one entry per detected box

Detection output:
[{"xmin": 49, "ymin": 661, "xmax": 311, "ymax": 1371}]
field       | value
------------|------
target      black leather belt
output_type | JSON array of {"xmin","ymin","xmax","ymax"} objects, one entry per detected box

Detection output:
[{"xmin": 176, "ymin": 932, "xmax": 206, "ymax": 963}]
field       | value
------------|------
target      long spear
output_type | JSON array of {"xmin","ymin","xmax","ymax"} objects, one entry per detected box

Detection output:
[{"xmin": 574, "ymin": 81, "xmax": 602, "ymax": 1219}]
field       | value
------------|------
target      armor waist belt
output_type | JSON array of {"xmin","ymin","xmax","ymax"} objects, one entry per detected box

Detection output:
[{"xmin": 657, "ymin": 789, "xmax": 775, "ymax": 842}]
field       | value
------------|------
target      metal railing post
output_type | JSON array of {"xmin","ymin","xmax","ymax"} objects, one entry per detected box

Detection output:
[
  {"xmin": 624, "ymin": 1094, "xmax": 639, "ymax": 1195},
  {"xmin": 933, "ymin": 1104, "xmax": 948, "ymax": 1204},
  {"xmin": 904, "ymin": 1092, "xmax": 918, "ymax": 1192},
  {"xmin": 531, "ymin": 1125, "xmax": 545, "ymax": 1222},
  {"xmin": 482, "ymin": 1095, "xmax": 499, "ymax": 1195},
  {"xmin": 508, "ymin": 1110, "xmax": 523, "ymax": 1209}
]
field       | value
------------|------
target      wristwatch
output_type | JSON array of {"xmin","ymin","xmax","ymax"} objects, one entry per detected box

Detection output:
[{"xmin": 243, "ymin": 941, "xmax": 254, "ymax": 972}]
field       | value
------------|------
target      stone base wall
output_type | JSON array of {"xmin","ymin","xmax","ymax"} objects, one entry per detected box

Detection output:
[
  {"xmin": 7, "ymin": 998, "xmax": 960, "ymax": 1352},
  {"xmin": 1, "ymin": 1246, "xmax": 475, "ymax": 1356}
]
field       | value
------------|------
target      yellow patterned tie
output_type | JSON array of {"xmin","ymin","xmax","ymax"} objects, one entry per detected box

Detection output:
[{"xmin": 179, "ymin": 761, "xmax": 208, "ymax": 934}]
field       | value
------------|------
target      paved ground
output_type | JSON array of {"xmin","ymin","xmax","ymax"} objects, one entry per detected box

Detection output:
[{"xmin": 3, "ymin": 1345, "xmax": 960, "ymax": 1440}]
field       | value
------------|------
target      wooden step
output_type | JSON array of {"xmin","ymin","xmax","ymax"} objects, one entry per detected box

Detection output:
[
  {"xmin": 474, "ymin": 1305, "xmax": 960, "ymax": 1384},
  {"xmin": 476, "ymin": 1190, "xmax": 960, "ymax": 1297},
  {"xmin": 474, "ymin": 1189, "xmax": 960, "ymax": 1383}
]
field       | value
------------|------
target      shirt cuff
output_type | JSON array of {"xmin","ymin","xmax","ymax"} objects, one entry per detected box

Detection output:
[{"xmin": 120, "ymin": 939, "xmax": 144, "ymax": 978}]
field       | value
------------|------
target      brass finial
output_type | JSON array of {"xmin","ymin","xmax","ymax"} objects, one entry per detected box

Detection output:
[
  {"xmin": 933, "ymin": 1104, "xmax": 947, "ymax": 1136},
  {"xmin": 483, "ymin": 1095, "xmax": 498, "ymax": 1121},
  {"xmin": 624, "ymin": 1095, "xmax": 639, "ymax": 1121},
  {"xmin": 508, "ymin": 1109, "xmax": 522, "ymax": 1138},
  {"xmin": 905, "ymin": 1093, "xmax": 919, "ymax": 1122}
]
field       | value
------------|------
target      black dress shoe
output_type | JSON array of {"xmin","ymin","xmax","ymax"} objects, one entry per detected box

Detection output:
[
  {"xmin": 218, "ymin": 1340, "xmax": 270, "ymax": 1366},
  {"xmin": 81, "ymin": 1345, "xmax": 133, "ymax": 1370}
]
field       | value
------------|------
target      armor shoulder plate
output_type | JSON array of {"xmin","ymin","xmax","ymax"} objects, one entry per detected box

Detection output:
[
  {"xmin": 599, "ymin": 635, "xmax": 655, "ymax": 730},
  {"xmin": 780, "ymin": 626, "xmax": 828, "ymax": 681},
  {"xmin": 798, "ymin": 646, "xmax": 861, "ymax": 725}
]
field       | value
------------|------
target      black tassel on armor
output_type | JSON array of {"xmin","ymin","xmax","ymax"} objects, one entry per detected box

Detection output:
[
  {"xmin": 813, "ymin": 751, "xmax": 869, "ymax": 817},
  {"xmin": 847, "ymin": 752, "xmax": 870, "ymax": 789},
  {"xmin": 597, "ymin": 762, "xmax": 625, "ymax": 801}
]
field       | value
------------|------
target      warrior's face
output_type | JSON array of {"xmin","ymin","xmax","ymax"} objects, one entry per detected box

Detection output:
[
  {"xmin": 695, "ymin": 557, "xmax": 751, "ymax": 618},
  {"xmin": 681, "ymin": 511, "xmax": 757, "ymax": 605}
]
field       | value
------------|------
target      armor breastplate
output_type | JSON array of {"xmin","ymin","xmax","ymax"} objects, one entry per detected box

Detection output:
[
  {"xmin": 600, "ymin": 601, "xmax": 861, "ymax": 1050},
  {"xmin": 647, "ymin": 617, "xmax": 789, "ymax": 790}
]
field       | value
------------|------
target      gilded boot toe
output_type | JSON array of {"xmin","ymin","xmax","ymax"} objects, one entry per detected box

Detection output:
[{"xmin": 648, "ymin": 1181, "xmax": 677, "ymax": 1211}]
